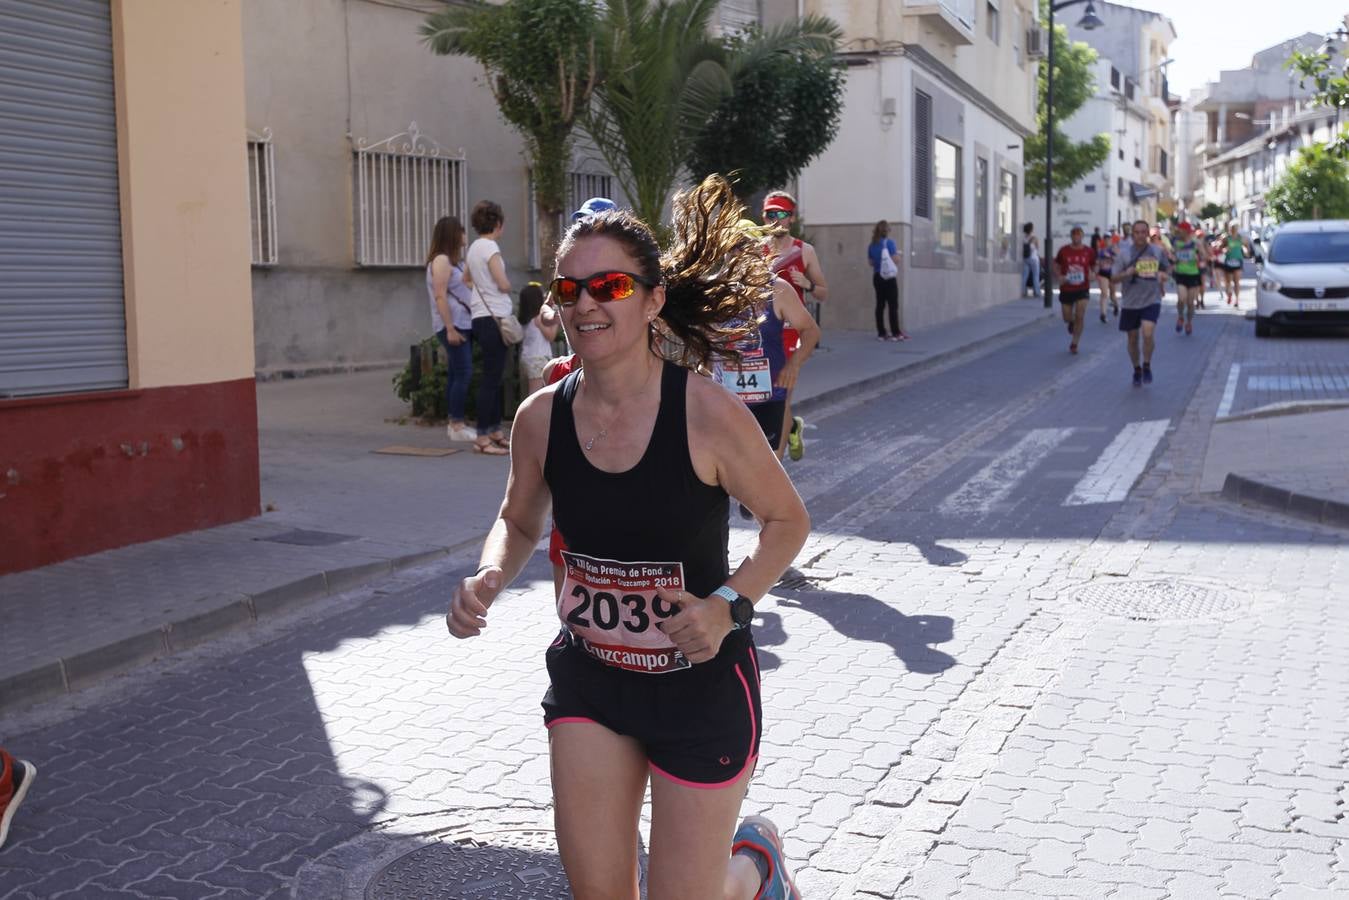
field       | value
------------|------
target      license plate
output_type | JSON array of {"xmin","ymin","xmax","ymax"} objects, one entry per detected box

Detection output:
[{"xmin": 1298, "ymin": 301, "xmax": 1341, "ymax": 311}]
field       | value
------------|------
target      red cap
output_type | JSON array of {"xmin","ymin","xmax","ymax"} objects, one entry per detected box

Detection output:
[
  {"xmin": 1176, "ymin": 221, "xmax": 1193, "ymax": 234},
  {"xmin": 763, "ymin": 195, "xmax": 795, "ymax": 214}
]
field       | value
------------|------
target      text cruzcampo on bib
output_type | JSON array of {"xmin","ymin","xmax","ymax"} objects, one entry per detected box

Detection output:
[{"xmin": 558, "ymin": 551, "xmax": 691, "ymax": 674}]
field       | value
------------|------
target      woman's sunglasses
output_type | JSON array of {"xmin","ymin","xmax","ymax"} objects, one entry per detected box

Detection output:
[
  {"xmin": 763, "ymin": 209, "xmax": 792, "ymax": 221},
  {"xmin": 548, "ymin": 271, "xmax": 656, "ymax": 307}
]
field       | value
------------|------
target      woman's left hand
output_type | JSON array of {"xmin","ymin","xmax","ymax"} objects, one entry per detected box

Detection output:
[
  {"xmin": 654, "ymin": 587, "xmax": 734, "ymax": 664},
  {"xmin": 445, "ymin": 329, "xmax": 466, "ymax": 347}
]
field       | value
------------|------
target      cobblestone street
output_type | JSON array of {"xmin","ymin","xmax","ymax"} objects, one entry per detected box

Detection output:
[{"xmin": 3, "ymin": 307, "xmax": 1347, "ymax": 899}]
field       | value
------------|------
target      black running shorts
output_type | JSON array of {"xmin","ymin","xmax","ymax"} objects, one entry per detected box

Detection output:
[
  {"xmin": 542, "ymin": 630, "xmax": 763, "ymax": 788},
  {"xmin": 1119, "ymin": 303, "xmax": 1161, "ymax": 332},
  {"xmin": 749, "ymin": 400, "xmax": 787, "ymax": 451},
  {"xmin": 1174, "ymin": 273, "xmax": 1202, "ymax": 288},
  {"xmin": 1059, "ymin": 290, "xmax": 1089, "ymax": 305}
]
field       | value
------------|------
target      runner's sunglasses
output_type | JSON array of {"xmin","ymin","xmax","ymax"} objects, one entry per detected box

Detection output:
[
  {"xmin": 762, "ymin": 209, "xmax": 792, "ymax": 221},
  {"xmin": 548, "ymin": 271, "xmax": 657, "ymax": 307}
]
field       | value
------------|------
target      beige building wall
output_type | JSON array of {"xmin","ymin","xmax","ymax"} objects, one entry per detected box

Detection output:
[
  {"xmin": 113, "ymin": 0, "xmax": 255, "ymax": 390},
  {"xmin": 243, "ymin": 0, "xmax": 543, "ymax": 374}
]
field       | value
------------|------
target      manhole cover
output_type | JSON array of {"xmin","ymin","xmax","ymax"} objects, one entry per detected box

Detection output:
[
  {"xmin": 256, "ymin": 528, "xmax": 358, "ymax": 546},
  {"xmin": 1071, "ymin": 578, "xmax": 1244, "ymax": 620},
  {"xmin": 367, "ymin": 829, "xmax": 568, "ymax": 898}
]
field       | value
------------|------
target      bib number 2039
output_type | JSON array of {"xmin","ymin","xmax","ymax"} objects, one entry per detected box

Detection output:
[{"xmin": 565, "ymin": 585, "xmax": 679, "ymax": 633}]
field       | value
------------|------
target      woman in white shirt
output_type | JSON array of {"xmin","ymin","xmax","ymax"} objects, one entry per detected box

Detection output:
[{"xmin": 465, "ymin": 200, "xmax": 514, "ymax": 456}]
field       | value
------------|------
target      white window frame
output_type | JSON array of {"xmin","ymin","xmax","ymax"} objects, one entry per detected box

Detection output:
[
  {"xmin": 247, "ymin": 128, "xmax": 277, "ymax": 266},
  {"xmin": 934, "ymin": 138, "xmax": 962, "ymax": 253},
  {"xmin": 997, "ymin": 168, "xmax": 1017, "ymax": 261},
  {"xmin": 353, "ymin": 122, "xmax": 467, "ymax": 268}
]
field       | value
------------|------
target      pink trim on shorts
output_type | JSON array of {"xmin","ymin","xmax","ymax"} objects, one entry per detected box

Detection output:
[
  {"xmin": 648, "ymin": 662, "xmax": 759, "ymax": 790},
  {"xmin": 749, "ymin": 645, "xmax": 761, "ymax": 685},
  {"xmin": 545, "ymin": 716, "xmax": 599, "ymax": 729}
]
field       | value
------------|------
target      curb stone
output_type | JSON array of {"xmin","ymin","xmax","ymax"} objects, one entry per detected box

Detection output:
[
  {"xmin": 794, "ymin": 311, "xmax": 1055, "ymax": 418},
  {"xmin": 1221, "ymin": 473, "xmax": 1349, "ymax": 530},
  {"xmin": 0, "ymin": 541, "xmax": 468, "ymax": 716}
]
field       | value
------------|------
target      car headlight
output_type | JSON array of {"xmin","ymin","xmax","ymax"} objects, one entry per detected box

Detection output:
[{"xmin": 1258, "ymin": 276, "xmax": 1281, "ymax": 292}]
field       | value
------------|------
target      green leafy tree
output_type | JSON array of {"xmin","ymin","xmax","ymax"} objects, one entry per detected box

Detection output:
[
  {"xmin": 1199, "ymin": 201, "xmax": 1227, "ymax": 222},
  {"xmin": 584, "ymin": 0, "xmax": 838, "ymax": 230},
  {"xmin": 1265, "ymin": 144, "xmax": 1349, "ymax": 221},
  {"xmin": 1288, "ymin": 46, "xmax": 1349, "ymax": 156},
  {"xmin": 685, "ymin": 19, "xmax": 845, "ymax": 199},
  {"xmin": 1025, "ymin": 15, "xmax": 1110, "ymax": 198},
  {"xmin": 422, "ymin": 0, "xmax": 599, "ymax": 273}
]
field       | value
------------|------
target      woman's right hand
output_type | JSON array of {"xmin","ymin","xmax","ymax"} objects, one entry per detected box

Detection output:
[
  {"xmin": 445, "ymin": 329, "xmax": 465, "ymax": 347},
  {"xmin": 447, "ymin": 566, "xmax": 503, "ymax": 638}
]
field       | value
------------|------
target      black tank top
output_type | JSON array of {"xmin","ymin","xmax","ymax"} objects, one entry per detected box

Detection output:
[{"xmin": 545, "ymin": 360, "xmax": 730, "ymax": 599}]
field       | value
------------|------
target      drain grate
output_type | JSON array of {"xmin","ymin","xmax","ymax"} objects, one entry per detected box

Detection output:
[
  {"xmin": 366, "ymin": 829, "xmax": 570, "ymax": 899},
  {"xmin": 1071, "ymin": 578, "xmax": 1245, "ymax": 621},
  {"xmin": 256, "ymin": 529, "xmax": 358, "ymax": 546}
]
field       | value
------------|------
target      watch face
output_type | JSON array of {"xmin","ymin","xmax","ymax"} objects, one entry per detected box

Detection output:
[{"xmin": 731, "ymin": 596, "xmax": 755, "ymax": 626}]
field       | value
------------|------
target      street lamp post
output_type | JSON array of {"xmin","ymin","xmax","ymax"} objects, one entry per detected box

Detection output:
[{"xmin": 1043, "ymin": 0, "xmax": 1104, "ymax": 308}]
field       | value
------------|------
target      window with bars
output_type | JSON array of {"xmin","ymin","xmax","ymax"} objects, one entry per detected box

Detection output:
[
  {"xmin": 914, "ymin": 91, "xmax": 933, "ymax": 220},
  {"xmin": 353, "ymin": 123, "xmax": 466, "ymax": 267},
  {"xmin": 528, "ymin": 170, "xmax": 616, "ymax": 270},
  {"xmin": 247, "ymin": 129, "xmax": 277, "ymax": 266}
]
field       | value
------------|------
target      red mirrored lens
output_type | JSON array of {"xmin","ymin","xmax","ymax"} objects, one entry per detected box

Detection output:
[{"xmin": 550, "ymin": 272, "xmax": 639, "ymax": 306}]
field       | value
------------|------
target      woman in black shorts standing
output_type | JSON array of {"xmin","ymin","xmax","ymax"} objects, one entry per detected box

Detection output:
[{"xmin": 447, "ymin": 175, "xmax": 811, "ymax": 899}]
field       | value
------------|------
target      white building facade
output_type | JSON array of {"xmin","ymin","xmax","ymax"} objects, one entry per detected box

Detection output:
[
  {"xmin": 1047, "ymin": 56, "xmax": 1154, "ymax": 239},
  {"xmin": 793, "ymin": 0, "xmax": 1038, "ymax": 332}
]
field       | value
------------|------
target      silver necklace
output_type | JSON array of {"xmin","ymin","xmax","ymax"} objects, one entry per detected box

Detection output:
[{"xmin": 584, "ymin": 428, "xmax": 607, "ymax": 452}]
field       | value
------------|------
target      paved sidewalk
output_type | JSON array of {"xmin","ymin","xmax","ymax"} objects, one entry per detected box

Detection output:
[
  {"xmin": 1202, "ymin": 407, "xmax": 1349, "ymax": 528},
  {"xmin": 0, "ymin": 297, "xmax": 1053, "ymax": 714}
]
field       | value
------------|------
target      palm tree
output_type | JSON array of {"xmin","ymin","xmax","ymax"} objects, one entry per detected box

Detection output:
[
  {"xmin": 422, "ymin": 0, "xmax": 599, "ymax": 273},
  {"xmin": 585, "ymin": 0, "xmax": 840, "ymax": 231}
]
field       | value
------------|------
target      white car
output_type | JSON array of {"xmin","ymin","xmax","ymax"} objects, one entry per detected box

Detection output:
[{"xmin": 1255, "ymin": 220, "xmax": 1349, "ymax": 337}]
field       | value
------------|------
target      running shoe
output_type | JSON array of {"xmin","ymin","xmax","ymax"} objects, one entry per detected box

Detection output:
[
  {"xmin": 1175, "ymin": 318, "xmax": 1183, "ymax": 333},
  {"xmin": 1142, "ymin": 365, "xmax": 1153, "ymax": 385},
  {"xmin": 732, "ymin": 816, "xmax": 800, "ymax": 900},
  {"xmin": 1070, "ymin": 343, "xmax": 1078, "ymax": 355},
  {"xmin": 876, "ymin": 335, "xmax": 888, "ymax": 342},
  {"xmin": 1185, "ymin": 320, "xmax": 1193, "ymax": 335},
  {"xmin": 897, "ymin": 331, "xmax": 911, "ymax": 341},
  {"xmin": 787, "ymin": 417, "xmax": 804, "ymax": 461},
  {"xmin": 0, "ymin": 752, "xmax": 36, "ymax": 850},
  {"xmin": 1132, "ymin": 367, "xmax": 1143, "ymax": 388},
  {"xmin": 1100, "ymin": 313, "xmax": 1107, "ymax": 324}
]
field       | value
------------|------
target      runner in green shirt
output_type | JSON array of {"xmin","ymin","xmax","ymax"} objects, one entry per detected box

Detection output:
[{"xmin": 1170, "ymin": 222, "xmax": 1207, "ymax": 336}]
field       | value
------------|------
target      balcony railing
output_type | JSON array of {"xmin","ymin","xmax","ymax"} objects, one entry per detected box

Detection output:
[{"xmin": 904, "ymin": 0, "xmax": 977, "ymax": 44}]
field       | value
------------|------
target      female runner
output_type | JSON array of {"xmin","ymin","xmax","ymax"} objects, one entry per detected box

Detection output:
[{"xmin": 447, "ymin": 175, "xmax": 811, "ymax": 900}]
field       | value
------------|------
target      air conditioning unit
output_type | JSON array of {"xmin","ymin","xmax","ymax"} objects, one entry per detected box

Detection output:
[{"xmin": 1026, "ymin": 27, "xmax": 1047, "ymax": 59}]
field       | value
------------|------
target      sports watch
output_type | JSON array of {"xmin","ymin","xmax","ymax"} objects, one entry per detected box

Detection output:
[{"xmin": 711, "ymin": 585, "xmax": 755, "ymax": 630}]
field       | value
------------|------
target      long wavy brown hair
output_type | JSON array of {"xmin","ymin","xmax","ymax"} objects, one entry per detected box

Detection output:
[{"xmin": 555, "ymin": 175, "xmax": 772, "ymax": 370}]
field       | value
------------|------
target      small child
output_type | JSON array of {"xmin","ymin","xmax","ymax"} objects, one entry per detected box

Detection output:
[{"xmin": 518, "ymin": 282, "xmax": 560, "ymax": 395}]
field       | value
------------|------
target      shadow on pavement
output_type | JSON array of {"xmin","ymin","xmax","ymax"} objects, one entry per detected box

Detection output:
[{"xmin": 763, "ymin": 588, "xmax": 957, "ymax": 675}]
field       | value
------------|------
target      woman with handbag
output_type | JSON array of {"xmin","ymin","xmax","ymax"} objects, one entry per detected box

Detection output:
[
  {"xmin": 427, "ymin": 216, "xmax": 477, "ymax": 442},
  {"xmin": 465, "ymin": 200, "xmax": 517, "ymax": 456}
]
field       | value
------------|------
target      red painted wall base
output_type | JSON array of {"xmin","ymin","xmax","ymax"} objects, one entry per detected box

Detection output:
[{"xmin": 0, "ymin": 378, "xmax": 260, "ymax": 574}]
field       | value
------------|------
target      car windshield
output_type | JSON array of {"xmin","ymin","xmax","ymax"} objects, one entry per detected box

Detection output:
[{"xmin": 1268, "ymin": 230, "xmax": 1349, "ymax": 265}]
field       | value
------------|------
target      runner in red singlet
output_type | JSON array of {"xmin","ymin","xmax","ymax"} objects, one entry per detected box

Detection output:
[
  {"xmin": 762, "ymin": 191, "xmax": 827, "ymax": 463},
  {"xmin": 448, "ymin": 175, "xmax": 810, "ymax": 900}
]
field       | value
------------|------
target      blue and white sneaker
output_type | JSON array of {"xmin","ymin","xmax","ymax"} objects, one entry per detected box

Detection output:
[{"xmin": 732, "ymin": 815, "xmax": 799, "ymax": 900}]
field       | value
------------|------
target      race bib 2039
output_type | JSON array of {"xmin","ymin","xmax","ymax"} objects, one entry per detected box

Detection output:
[{"xmin": 558, "ymin": 551, "xmax": 690, "ymax": 674}]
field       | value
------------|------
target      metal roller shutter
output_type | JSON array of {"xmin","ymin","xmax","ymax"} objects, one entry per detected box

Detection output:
[{"xmin": 0, "ymin": 0, "xmax": 127, "ymax": 398}]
